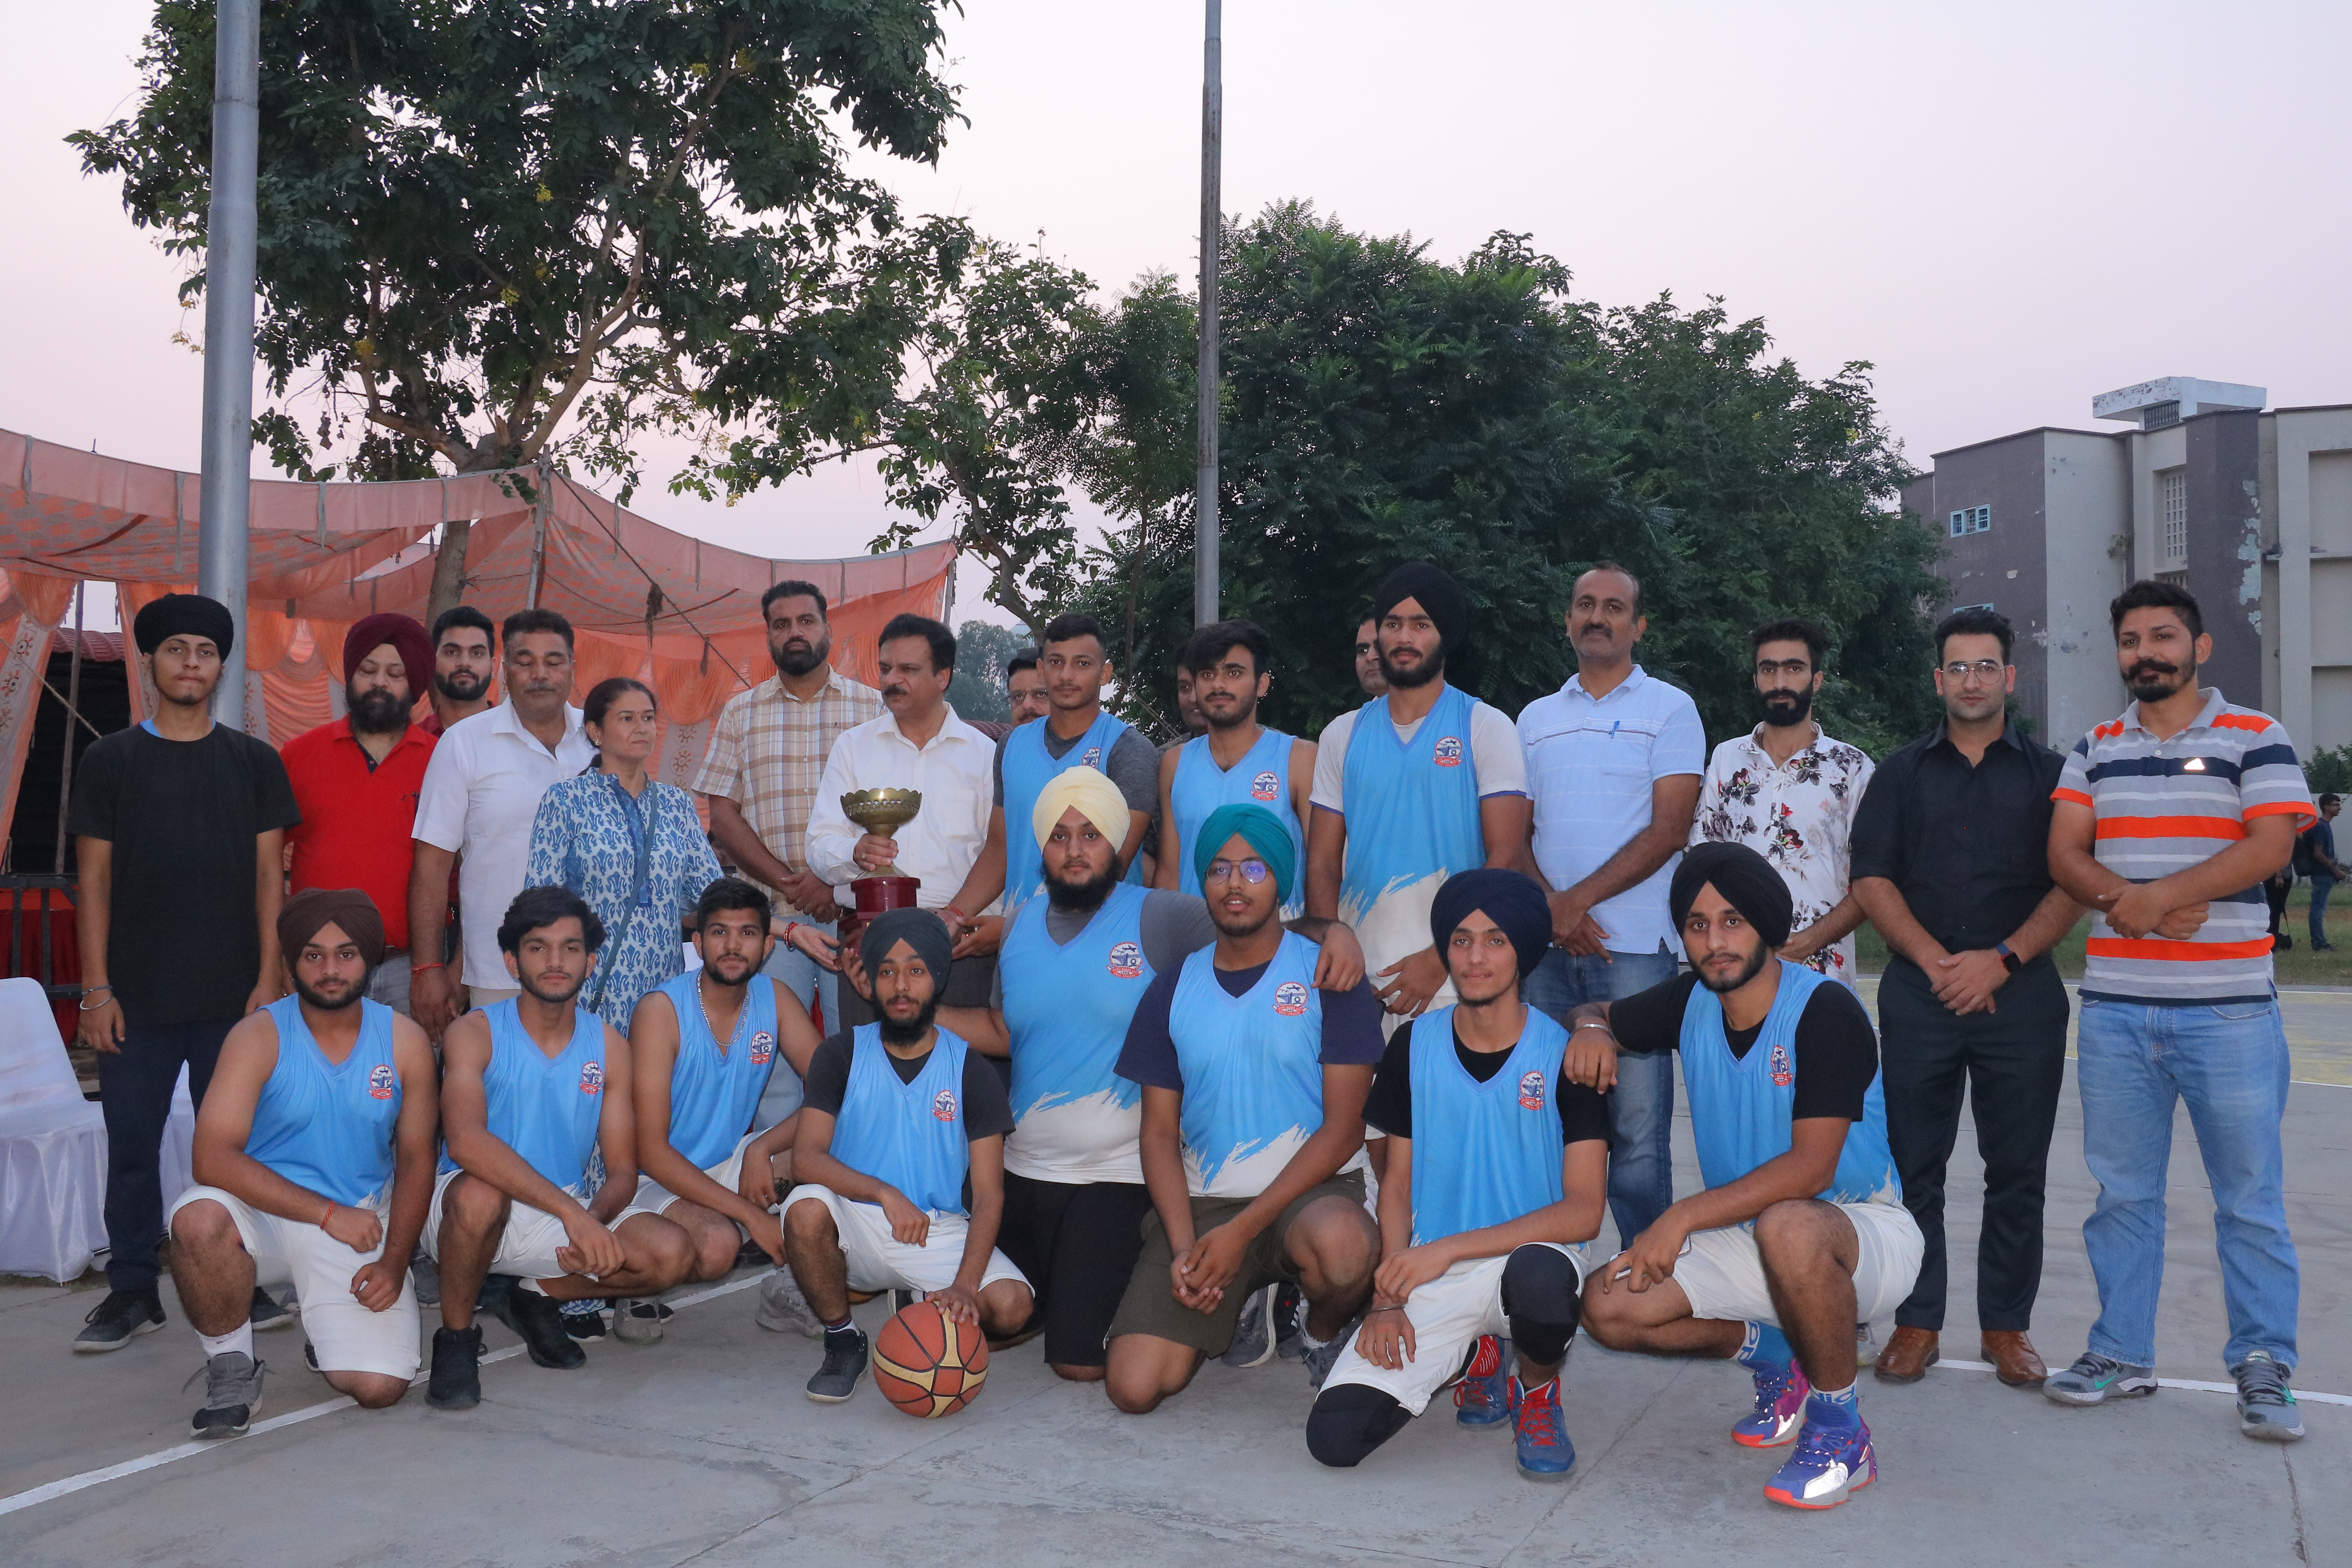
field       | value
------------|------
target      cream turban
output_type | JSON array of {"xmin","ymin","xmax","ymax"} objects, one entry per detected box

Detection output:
[{"xmin": 1031, "ymin": 764, "xmax": 1131, "ymax": 853}]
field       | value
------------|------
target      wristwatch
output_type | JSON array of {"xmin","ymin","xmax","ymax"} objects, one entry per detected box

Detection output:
[{"xmin": 1995, "ymin": 941, "xmax": 2023, "ymax": 976}]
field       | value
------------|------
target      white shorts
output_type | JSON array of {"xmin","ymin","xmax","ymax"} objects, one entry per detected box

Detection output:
[
  {"xmin": 1319, "ymin": 1245, "xmax": 1587, "ymax": 1415},
  {"xmin": 617, "ymin": 1132, "xmax": 759, "ymax": 1224},
  {"xmin": 783, "ymin": 1184, "xmax": 1029, "ymax": 1298},
  {"xmin": 1671, "ymin": 1202, "xmax": 1925, "ymax": 1327},
  {"xmin": 167, "ymin": 1185, "xmax": 421, "ymax": 1380},
  {"xmin": 421, "ymin": 1169, "xmax": 576, "ymax": 1281}
]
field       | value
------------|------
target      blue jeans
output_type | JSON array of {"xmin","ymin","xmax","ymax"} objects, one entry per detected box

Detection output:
[
  {"xmin": 757, "ymin": 918, "xmax": 836, "ymax": 1127},
  {"xmin": 2075, "ymin": 998, "xmax": 2299, "ymax": 1372},
  {"xmin": 1523, "ymin": 944, "xmax": 1681, "ymax": 1249},
  {"xmin": 2308, "ymin": 873, "xmax": 2337, "ymax": 947}
]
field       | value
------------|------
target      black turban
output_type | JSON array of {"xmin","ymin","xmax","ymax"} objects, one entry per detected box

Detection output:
[
  {"xmin": 1428, "ymin": 868, "xmax": 1552, "ymax": 983},
  {"xmin": 1668, "ymin": 842, "xmax": 1793, "ymax": 950},
  {"xmin": 861, "ymin": 907, "xmax": 953, "ymax": 990},
  {"xmin": 1371, "ymin": 561, "xmax": 1470, "ymax": 659},
  {"xmin": 132, "ymin": 592, "xmax": 235, "ymax": 659},
  {"xmin": 278, "ymin": 887, "xmax": 387, "ymax": 969}
]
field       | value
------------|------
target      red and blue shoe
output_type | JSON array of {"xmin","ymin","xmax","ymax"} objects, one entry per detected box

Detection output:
[
  {"xmin": 1731, "ymin": 1359, "xmax": 1810, "ymax": 1448},
  {"xmin": 1454, "ymin": 1335, "xmax": 1514, "ymax": 1429},
  {"xmin": 1764, "ymin": 1415, "xmax": 1876, "ymax": 1510},
  {"xmin": 1512, "ymin": 1375, "xmax": 1575, "ymax": 1482}
]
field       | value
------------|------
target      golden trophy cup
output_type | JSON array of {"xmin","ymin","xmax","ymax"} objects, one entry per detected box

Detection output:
[{"xmin": 839, "ymin": 787, "xmax": 924, "ymax": 920}]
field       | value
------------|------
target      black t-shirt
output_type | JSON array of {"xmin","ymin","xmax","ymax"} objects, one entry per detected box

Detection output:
[
  {"xmin": 66, "ymin": 723, "xmax": 302, "ymax": 1025},
  {"xmin": 801, "ymin": 1030, "xmax": 1016, "ymax": 1142},
  {"xmin": 1605, "ymin": 971, "xmax": 1878, "ymax": 1123},
  {"xmin": 1363, "ymin": 1017, "xmax": 1614, "ymax": 1146}
]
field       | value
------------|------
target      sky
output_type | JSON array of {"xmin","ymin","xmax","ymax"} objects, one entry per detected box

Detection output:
[{"xmin": 7, "ymin": 1, "xmax": 2350, "ymax": 631}]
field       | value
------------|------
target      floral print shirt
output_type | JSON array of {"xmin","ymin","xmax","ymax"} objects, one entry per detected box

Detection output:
[{"xmin": 1690, "ymin": 724, "xmax": 1875, "ymax": 987}]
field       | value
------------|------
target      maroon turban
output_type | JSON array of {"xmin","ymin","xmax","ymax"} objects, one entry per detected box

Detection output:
[{"xmin": 342, "ymin": 612, "xmax": 433, "ymax": 696}]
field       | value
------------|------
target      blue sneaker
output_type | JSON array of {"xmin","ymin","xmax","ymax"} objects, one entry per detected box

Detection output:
[
  {"xmin": 1511, "ymin": 1375, "xmax": 1575, "ymax": 1482},
  {"xmin": 1731, "ymin": 1359, "xmax": 1810, "ymax": 1448},
  {"xmin": 1763, "ymin": 1415, "xmax": 1875, "ymax": 1510},
  {"xmin": 1454, "ymin": 1335, "xmax": 1513, "ymax": 1429}
]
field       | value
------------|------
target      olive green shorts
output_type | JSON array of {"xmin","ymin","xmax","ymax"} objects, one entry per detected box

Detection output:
[{"xmin": 1106, "ymin": 1171, "xmax": 1368, "ymax": 1355}]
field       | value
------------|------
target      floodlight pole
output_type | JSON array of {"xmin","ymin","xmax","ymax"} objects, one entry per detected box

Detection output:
[
  {"xmin": 1194, "ymin": 0, "xmax": 1221, "ymax": 627},
  {"xmin": 197, "ymin": 0, "xmax": 260, "ymax": 727}
]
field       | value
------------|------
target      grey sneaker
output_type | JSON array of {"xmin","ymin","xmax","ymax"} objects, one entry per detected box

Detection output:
[
  {"xmin": 250, "ymin": 1287, "xmax": 294, "ymax": 1331},
  {"xmin": 2044, "ymin": 1351, "xmax": 2158, "ymax": 1406},
  {"xmin": 408, "ymin": 1255, "xmax": 442, "ymax": 1307},
  {"xmin": 755, "ymin": 1270, "xmax": 826, "ymax": 1338},
  {"xmin": 806, "ymin": 1328, "xmax": 869, "ymax": 1403},
  {"xmin": 614, "ymin": 1299, "xmax": 665, "ymax": 1345},
  {"xmin": 1855, "ymin": 1321, "xmax": 1877, "ymax": 1368},
  {"xmin": 1273, "ymin": 1284, "xmax": 1309, "ymax": 1362},
  {"xmin": 186, "ymin": 1351, "xmax": 267, "ymax": 1440},
  {"xmin": 2232, "ymin": 1352, "xmax": 2305, "ymax": 1441},
  {"xmin": 1303, "ymin": 1316, "xmax": 1363, "ymax": 1391},
  {"xmin": 72, "ymin": 1289, "xmax": 165, "ymax": 1352},
  {"xmin": 1221, "ymin": 1286, "xmax": 1277, "ymax": 1369}
]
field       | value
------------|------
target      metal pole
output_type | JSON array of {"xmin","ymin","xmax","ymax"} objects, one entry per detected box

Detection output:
[
  {"xmin": 1194, "ymin": 0, "xmax": 1222, "ymax": 628},
  {"xmin": 197, "ymin": 0, "xmax": 261, "ymax": 726},
  {"xmin": 52, "ymin": 583, "xmax": 85, "ymax": 876}
]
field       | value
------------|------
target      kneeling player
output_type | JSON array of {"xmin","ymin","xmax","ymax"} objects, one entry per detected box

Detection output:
[
  {"xmin": 167, "ymin": 890, "xmax": 438, "ymax": 1437},
  {"xmin": 1308, "ymin": 870, "xmax": 1610, "ymax": 1480},
  {"xmin": 785, "ymin": 909, "xmax": 1033, "ymax": 1403}
]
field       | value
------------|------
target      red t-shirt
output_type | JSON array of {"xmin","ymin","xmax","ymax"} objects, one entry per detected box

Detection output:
[{"xmin": 281, "ymin": 717, "xmax": 438, "ymax": 950}]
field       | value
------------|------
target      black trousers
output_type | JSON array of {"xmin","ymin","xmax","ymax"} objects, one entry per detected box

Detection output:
[
  {"xmin": 1876, "ymin": 957, "xmax": 2068, "ymax": 1333},
  {"xmin": 97, "ymin": 1015, "xmax": 238, "ymax": 1293}
]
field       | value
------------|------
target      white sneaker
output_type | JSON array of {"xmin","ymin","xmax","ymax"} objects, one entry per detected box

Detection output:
[{"xmin": 755, "ymin": 1270, "xmax": 825, "ymax": 1338}]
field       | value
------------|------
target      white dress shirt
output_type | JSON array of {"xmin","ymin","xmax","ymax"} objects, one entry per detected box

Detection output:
[
  {"xmin": 412, "ymin": 700, "xmax": 595, "ymax": 989},
  {"xmin": 804, "ymin": 705, "xmax": 998, "ymax": 914}
]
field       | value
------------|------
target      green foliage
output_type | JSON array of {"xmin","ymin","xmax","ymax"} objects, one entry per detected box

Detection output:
[
  {"xmin": 947, "ymin": 619, "xmax": 1029, "ymax": 724},
  {"xmin": 2305, "ymin": 744, "xmax": 2352, "ymax": 797}
]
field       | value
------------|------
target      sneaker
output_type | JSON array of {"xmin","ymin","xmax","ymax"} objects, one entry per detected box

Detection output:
[
  {"xmin": 72, "ymin": 1288, "xmax": 165, "ymax": 1352},
  {"xmin": 1221, "ymin": 1286, "xmax": 1277, "ymax": 1369},
  {"xmin": 185, "ymin": 1350, "xmax": 267, "ymax": 1440},
  {"xmin": 755, "ymin": 1270, "xmax": 826, "ymax": 1338},
  {"xmin": 1272, "ymin": 1284, "xmax": 1309, "ymax": 1361},
  {"xmin": 1732, "ymin": 1359, "xmax": 1811, "ymax": 1448},
  {"xmin": 1764, "ymin": 1415, "xmax": 1876, "ymax": 1510},
  {"xmin": 2232, "ymin": 1352, "xmax": 2306, "ymax": 1442},
  {"xmin": 560, "ymin": 1298, "xmax": 610, "ymax": 1341},
  {"xmin": 1454, "ymin": 1335, "xmax": 1514, "ymax": 1429},
  {"xmin": 889, "ymin": 1287, "xmax": 923, "ymax": 1314},
  {"xmin": 806, "ymin": 1328, "xmax": 869, "ymax": 1403},
  {"xmin": 614, "ymin": 1299, "xmax": 665, "ymax": 1345},
  {"xmin": 250, "ymin": 1287, "xmax": 294, "ymax": 1332},
  {"xmin": 1303, "ymin": 1316, "xmax": 1362, "ymax": 1391},
  {"xmin": 491, "ymin": 1287, "xmax": 586, "ymax": 1370},
  {"xmin": 2043, "ymin": 1351, "xmax": 2158, "ymax": 1406},
  {"xmin": 1855, "ymin": 1321, "xmax": 1877, "ymax": 1368},
  {"xmin": 1512, "ymin": 1375, "xmax": 1575, "ymax": 1481},
  {"xmin": 426, "ymin": 1325, "xmax": 483, "ymax": 1410},
  {"xmin": 303, "ymin": 1340, "xmax": 321, "ymax": 1375},
  {"xmin": 409, "ymin": 1256, "xmax": 442, "ymax": 1307}
]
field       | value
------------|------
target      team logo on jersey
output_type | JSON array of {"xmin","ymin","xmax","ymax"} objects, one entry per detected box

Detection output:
[
  {"xmin": 750, "ymin": 1031, "xmax": 775, "ymax": 1067},
  {"xmin": 1250, "ymin": 769, "xmax": 1280, "ymax": 802},
  {"xmin": 1081, "ymin": 746, "xmax": 1103, "ymax": 768},
  {"xmin": 1433, "ymin": 735, "xmax": 1465, "ymax": 767},
  {"xmin": 1107, "ymin": 941, "xmax": 1144, "ymax": 979},
  {"xmin": 367, "ymin": 1063, "xmax": 397, "ymax": 1101},
  {"xmin": 931, "ymin": 1088, "xmax": 958, "ymax": 1123},
  {"xmin": 580, "ymin": 1060, "xmax": 604, "ymax": 1096},
  {"xmin": 1517, "ymin": 1069, "xmax": 1546, "ymax": 1110},
  {"xmin": 1273, "ymin": 980, "xmax": 1310, "ymax": 1016},
  {"xmin": 1768, "ymin": 1041, "xmax": 1793, "ymax": 1087}
]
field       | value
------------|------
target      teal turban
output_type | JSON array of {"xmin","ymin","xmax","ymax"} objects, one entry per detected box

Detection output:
[{"xmin": 1192, "ymin": 803, "xmax": 1297, "ymax": 905}]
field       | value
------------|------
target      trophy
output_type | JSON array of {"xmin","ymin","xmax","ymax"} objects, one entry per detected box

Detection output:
[{"xmin": 839, "ymin": 787, "xmax": 924, "ymax": 922}]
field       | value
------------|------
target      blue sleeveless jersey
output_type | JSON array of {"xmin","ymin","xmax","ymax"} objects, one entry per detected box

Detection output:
[
  {"xmin": 829, "ymin": 1025, "xmax": 975, "ymax": 1216},
  {"xmin": 1677, "ymin": 960, "xmax": 1902, "ymax": 1209},
  {"xmin": 998, "ymin": 882, "xmax": 1152, "ymax": 1184},
  {"xmin": 1172, "ymin": 728, "xmax": 1304, "ymax": 917},
  {"xmin": 655, "ymin": 971, "xmax": 781, "ymax": 1170},
  {"xmin": 247, "ymin": 995, "xmax": 402, "ymax": 1207},
  {"xmin": 1336, "ymin": 686, "xmax": 1485, "ymax": 964},
  {"xmin": 1166, "ymin": 931, "xmax": 1359, "ymax": 1198},
  {"xmin": 1001, "ymin": 710, "xmax": 1138, "ymax": 915},
  {"xmin": 440, "ymin": 1000, "xmax": 607, "ymax": 1192},
  {"xmin": 1406, "ymin": 1005, "xmax": 1573, "ymax": 1248}
]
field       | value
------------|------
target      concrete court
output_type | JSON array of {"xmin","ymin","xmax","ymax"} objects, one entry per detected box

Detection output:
[{"xmin": 5, "ymin": 1050, "xmax": 2346, "ymax": 1565}]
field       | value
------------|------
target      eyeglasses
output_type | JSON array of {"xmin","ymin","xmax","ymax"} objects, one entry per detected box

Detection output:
[
  {"xmin": 1940, "ymin": 660, "xmax": 2007, "ymax": 681},
  {"xmin": 1205, "ymin": 859, "xmax": 1271, "ymax": 885}
]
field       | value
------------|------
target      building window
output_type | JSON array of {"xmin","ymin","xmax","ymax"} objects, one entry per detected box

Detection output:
[
  {"xmin": 2159, "ymin": 468, "xmax": 2187, "ymax": 565},
  {"xmin": 2157, "ymin": 569, "xmax": 2189, "ymax": 589},
  {"xmin": 1954, "ymin": 603, "xmax": 1995, "ymax": 613},
  {"xmin": 1947, "ymin": 505, "xmax": 1991, "ymax": 537}
]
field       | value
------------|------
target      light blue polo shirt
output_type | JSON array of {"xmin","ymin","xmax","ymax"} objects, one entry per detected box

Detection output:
[{"xmin": 1517, "ymin": 665, "xmax": 1706, "ymax": 955}]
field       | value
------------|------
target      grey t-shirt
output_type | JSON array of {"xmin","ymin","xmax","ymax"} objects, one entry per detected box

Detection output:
[
  {"xmin": 992, "ymin": 719, "xmax": 1160, "ymax": 818},
  {"xmin": 991, "ymin": 889, "xmax": 1217, "ymax": 1008}
]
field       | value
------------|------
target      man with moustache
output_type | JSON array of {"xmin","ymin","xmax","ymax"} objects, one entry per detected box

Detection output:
[
  {"xmin": 1354, "ymin": 613, "xmax": 1389, "ymax": 699},
  {"xmin": 424, "ymin": 606, "xmax": 497, "ymax": 734},
  {"xmin": 1514, "ymin": 564, "xmax": 1703, "ymax": 1249},
  {"xmin": 424, "ymin": 887, "xmax": 692, "ymax": 1408},
  {"xmin": 283, "ymin": 614, "xmax": 439, "ymax": 1015},
  {"xmin": 1006, "ymin": 647, "xmax": 1051, "ymax": 727},
  {"xmin": 164, "ymin": 890, "xmax": 439, "ymax": 1436},
  {"xmin": 696, "ymin": 581, "xmax": 883, "ymax": 1040},
  {"xmin": 2042, "ymin": 581, "xmax": 2312, "ymax": 1442},
  {"xmin": 1157, "ymin": 620, "xmax": 1314, "ymax": 918}
]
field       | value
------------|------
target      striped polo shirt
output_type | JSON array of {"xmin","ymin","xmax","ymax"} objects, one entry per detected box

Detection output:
[{"xmin": 2053, "ymin": 688, "xmax": 2314, "ymax": 1005}]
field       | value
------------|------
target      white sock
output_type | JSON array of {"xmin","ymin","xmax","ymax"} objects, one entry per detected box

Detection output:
[
  {"xmin": 1296, "ymin": 1323, "xmax": 1330, "ymax": 1352},
  {"xmin": 198, "ymin": 1323, "xmax": 254, "ymax": 1361}
]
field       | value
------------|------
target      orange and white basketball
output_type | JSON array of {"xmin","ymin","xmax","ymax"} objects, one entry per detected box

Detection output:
[{"xmin": 872, "ymin": 1300, "xmax": 989, "ymax": 1418}]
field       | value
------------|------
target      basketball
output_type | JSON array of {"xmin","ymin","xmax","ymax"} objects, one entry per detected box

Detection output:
[{"xmin": 872, "ymin": 1300, "xmax": 989, "ymax": 1418}]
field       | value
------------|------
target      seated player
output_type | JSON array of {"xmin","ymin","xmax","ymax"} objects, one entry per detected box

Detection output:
[
  {"xmin": 618, "ymin": 878, "xmax": 826, "ymax": 1338},
  {"xmin": 1570, "ymin": 843, "xmax": 1923, "ymax": 1512},
  {"xmin": 784, "ymin": 908, "xmax": 1034, "ymax": 1404},
  {"xmin": 166, "ymin": 890, "xmax": 439, "ymax": 1438},
  {"xmin": 425, "ymin": 887, "xmax": 693, "ymax": 1408},
  {"xmin": 1102, "ymin": 804, "xmax": 1387, "ymax": 1414},
  {"xmin": 1308, "ymin": 869, "xmax": 1610, "ymax": 1482}
]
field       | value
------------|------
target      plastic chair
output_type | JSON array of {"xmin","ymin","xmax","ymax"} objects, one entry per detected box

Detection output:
[{"xmin": 0, "ymin": 977, "xmax": 107, "ymax": 1282}]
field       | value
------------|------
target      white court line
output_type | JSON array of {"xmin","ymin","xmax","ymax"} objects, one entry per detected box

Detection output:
[
  {"xmin": 1932, "ymin": 1355, "xmax": 2352, "ymax": 1406},
  {"xmin": 0, "ymin": 1273, "xmax": 766, "ymax": 1519}
]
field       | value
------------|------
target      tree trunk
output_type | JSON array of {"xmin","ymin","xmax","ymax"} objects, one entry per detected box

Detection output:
[{"xmin": 425, "ymin": 516, "xmax": 471, "ymax": 632}]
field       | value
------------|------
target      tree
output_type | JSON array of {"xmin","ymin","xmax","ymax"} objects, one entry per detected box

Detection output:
[
  {"xmin": 73, "ymin": 0, "xmax": 965, "ymax": 622},
  {"xmin": 947, "ymin": 618, "xmax": 1029, "ymax": 724}
]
